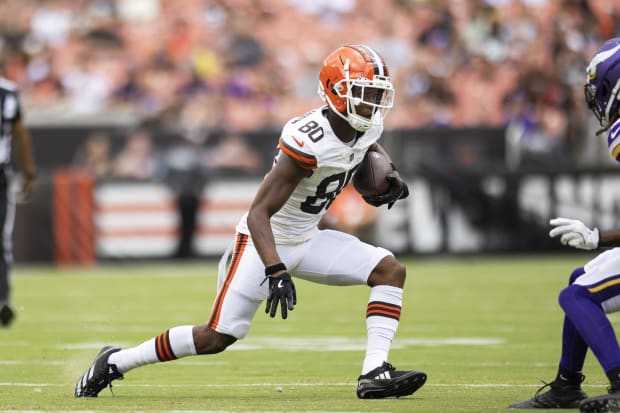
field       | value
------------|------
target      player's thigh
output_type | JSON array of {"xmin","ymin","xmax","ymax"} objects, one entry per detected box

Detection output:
[
  {"xmin": 294, "ymin": 229, "xmax": 391, "ymax": 285},
  {"xmin": 576, "ymin": 248, "xmax": 620, "ymax": 286}
]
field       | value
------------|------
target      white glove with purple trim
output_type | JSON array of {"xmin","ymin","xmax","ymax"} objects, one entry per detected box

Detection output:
[{"xmin": 549, "ymin": 217, "xmax": 599, "ymax": 250}]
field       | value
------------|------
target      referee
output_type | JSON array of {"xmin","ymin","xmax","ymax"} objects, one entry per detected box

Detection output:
[{"xmin": 0, "ymin": 74, "xmax": 36, "ymax": 327}]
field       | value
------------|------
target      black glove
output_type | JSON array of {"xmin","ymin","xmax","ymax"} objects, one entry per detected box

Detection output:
[
  {"xmin": 264, "ymin": 272, "xmax": 297, "ymax": 319},
  {"xmin": 363, "ymin": 173, "xmax": 409, "ymax": 209}
]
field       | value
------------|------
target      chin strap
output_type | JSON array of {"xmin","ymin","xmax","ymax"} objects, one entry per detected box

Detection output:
[{"xmin": 597, "ymin": 113, "xmax": 620, "ymax": 136}]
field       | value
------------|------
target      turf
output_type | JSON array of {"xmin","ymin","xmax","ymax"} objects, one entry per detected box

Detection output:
[{"xmin": 0, "ymin": 254, "xmax": 614, "ymax": 412}]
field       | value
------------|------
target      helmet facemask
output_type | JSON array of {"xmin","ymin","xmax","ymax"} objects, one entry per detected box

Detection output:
[{"xmin": 344, "ymin": 76, "xmax": 394, "ymax": 131}]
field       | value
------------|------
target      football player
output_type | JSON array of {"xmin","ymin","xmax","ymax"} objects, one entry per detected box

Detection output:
[
  {"xmin": 0, "ymin": 73, "xmax": 37, "ymax": 328},
  {"xmin": 75, "ymin": 44, "xmax": 426, "ymax": 399},
  {"xmin": 510, "ymin": 37, "xmax": 620, "ymax": 413}
]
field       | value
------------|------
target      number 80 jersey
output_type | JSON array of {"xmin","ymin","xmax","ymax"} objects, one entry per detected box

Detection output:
[{"xmin": 237, "ymin": 106, "xmax": 384, "ymax": 244}]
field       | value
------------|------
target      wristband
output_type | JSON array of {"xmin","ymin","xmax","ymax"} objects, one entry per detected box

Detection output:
[{"xmin": 265, "ymin": 263, "xmax": 286, "ymax": 276}]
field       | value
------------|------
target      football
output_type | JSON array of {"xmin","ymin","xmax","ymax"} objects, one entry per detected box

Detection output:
[{"xmin": 352, "ymin": 151, "xmax": 392, "ymax": 197}]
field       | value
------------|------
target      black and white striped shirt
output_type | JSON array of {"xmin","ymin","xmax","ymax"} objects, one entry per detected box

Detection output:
[{"xmin": 0, "ymin": 77, "xmax": 21, "ymax": 165}]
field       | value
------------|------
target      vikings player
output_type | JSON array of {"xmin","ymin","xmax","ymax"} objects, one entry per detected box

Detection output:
[{"xmin": 511, "ymin": 38, "xmax": 620, "ymax": 413}]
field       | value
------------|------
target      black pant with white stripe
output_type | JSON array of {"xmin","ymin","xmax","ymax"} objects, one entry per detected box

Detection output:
[{"xmin": 0, "ymin": 166, "xmax": 15, "ymax": 305}]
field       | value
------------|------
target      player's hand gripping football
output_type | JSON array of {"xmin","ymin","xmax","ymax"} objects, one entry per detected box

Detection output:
[
  {"xmin": 549, "ymin": 217, "xmax": 599, "ymax": 250},
  {"xmin": 264, "ymin": 272, "xmax": 297, "ymax": 319},
  {"xmin": 363, "ymin": 172, "xmax": 409, "ymax": 209}
]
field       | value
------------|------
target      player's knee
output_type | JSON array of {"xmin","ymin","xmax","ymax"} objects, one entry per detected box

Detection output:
[
  {"xmin": 558, "ymin": 285, "xmax": 576, "ymax": 310},
  {"xmin": 558, "ymin": 284, "xmax": 593, "ymax": 311},
  {"xmin": 193, "ymin": 325, "xmax": 236, "ymax": 354},
  {"xmin": 367, "ymin": 256, "xmax": 406, "ymax": 288}
]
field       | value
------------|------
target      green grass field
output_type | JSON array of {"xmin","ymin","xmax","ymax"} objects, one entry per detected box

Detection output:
[{"xmin": 0, "ymin": 254, "xmax": 615, "ymax": 412}]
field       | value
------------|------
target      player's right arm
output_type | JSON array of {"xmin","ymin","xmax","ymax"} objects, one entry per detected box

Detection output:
[{"xmin": 247, "ymin": 152, "xmax": 309, "ymax": 274}]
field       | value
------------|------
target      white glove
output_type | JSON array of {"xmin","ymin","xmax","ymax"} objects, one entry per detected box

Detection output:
[{"xmin": 549, "ymin": 217, "xmax": 599, "ymax": 250}]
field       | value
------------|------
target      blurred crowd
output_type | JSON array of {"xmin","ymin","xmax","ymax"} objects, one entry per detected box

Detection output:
[{"xmin": 1, "ymin": 0, "xmax": 619, "ymax": 165}]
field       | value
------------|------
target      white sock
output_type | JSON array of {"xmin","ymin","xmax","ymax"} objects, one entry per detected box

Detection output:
[
  {"xmin": 108, "ymin": 325, "xmax": 196, "ymax": 374},
  {"xmin": 362, "ymin": 285, "xmax": 402, "ymax": 375}
]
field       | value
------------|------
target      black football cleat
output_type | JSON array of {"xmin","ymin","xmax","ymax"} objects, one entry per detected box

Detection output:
[
  {"xmin": 356, "ymin": 361, "xmax": 427, "ymax": 399},
  {"xmin": 75, "ymin": 346, "xmax": 124, "ymax": 397},
  {"xmin": 0, "ymin": 304, "xmax": 15, "ymax": 327},
  {"xmin": 510, "ymin": 378, "xmax": 587, "ymax": 409},
  {"xmin": 579, "ymin": 387, "xmax": 620, "ymax": 413}
]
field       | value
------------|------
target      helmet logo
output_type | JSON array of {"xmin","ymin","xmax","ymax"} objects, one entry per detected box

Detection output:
[{"xmin": 587, "ymin": 43, "xmax": 620, "ymax": 81}]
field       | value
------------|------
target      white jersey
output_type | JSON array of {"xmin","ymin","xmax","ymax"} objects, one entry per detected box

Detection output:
[{"xmin": 236, "ymin": 106, "xmax": 383, "ymax": 244}]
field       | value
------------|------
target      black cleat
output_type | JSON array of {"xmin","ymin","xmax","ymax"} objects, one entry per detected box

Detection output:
[
  {"xmin": 0, "ymin": 304, "xmax": 15, "ymax": 327},
  {"xmin": 356, "ymin": 361, "xmax": 427, "ymax": 399},
  {"xmin": 579, "ymin": 387, "xmax": 620, "ymax": 413},
  {"xmin": 74, "ymin": 346, "xmax": 124, "ymax": 397},
  {"xmin": 510, "ymin": 378, "xmax": 587, "ymax": 409}
]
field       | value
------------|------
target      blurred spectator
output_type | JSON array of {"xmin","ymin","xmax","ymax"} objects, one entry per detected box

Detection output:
[
  {"xmin": 0, "ymin": 0, "xmax": 619, "ymax": 166},
  {"xmin": 29, "ymin": 0, "xmax": 73, "ymax": 48},
  {"xmin": 203, "ymin": 132, "xmax": 263, "ymax": 175},
  {"xmin": 163, "ymin": 133, "xmax": 207, "ymax": 259},
  {"xmin": 112, "ymin": 128, "xmax": 163, "ymax": 180},
  {"xmin": 72, "ymin": 131, "xmax": 113, "ymax": 179}
]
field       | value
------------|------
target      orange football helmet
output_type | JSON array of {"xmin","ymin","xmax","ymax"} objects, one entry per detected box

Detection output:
[{"xmin": 318, "ymin": 44, "xmax": 394, "ymax": 132}]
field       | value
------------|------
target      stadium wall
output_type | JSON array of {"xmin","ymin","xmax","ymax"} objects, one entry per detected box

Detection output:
[{"xmin": 14, "ymin": 125, "xmax": 615, "ymax": 263}]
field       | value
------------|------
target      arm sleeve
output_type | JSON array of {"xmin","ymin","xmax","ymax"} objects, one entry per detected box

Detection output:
[{"xmin": 278, "ymin": 129, "xmax": 317, "ymax": 170}]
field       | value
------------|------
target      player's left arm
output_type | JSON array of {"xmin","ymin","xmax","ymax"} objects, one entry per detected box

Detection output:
[
  {"xmin": 364, "ymin": 143, "xmax": 409, "ymax": 209},
  {"xmin": 247, "ymin": 153, "xmax": 308, "ymax": 268},
  {"xmin": 11, "ymin": 118, "xmax": 36, "ymax": 199},
  {"xmin": 247, "ymin": 153, "xmax": 308, "ymax": 319}
]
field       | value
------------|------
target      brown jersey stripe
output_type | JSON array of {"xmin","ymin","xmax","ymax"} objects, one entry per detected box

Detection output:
[
  {"xmin": 279, "ymin": 140, "xmax": 317, "ymax": 170},
  {"xmin": 206, "ymin": 233, "xmax": 248, "ymax": 330}
]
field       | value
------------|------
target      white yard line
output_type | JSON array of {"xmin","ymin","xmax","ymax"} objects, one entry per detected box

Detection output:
[
  {"xmin": 2, "ymin": 411, "xmax": 388, "ymax": 413},
  {"xmin": 0, "ymin": 382, "xmax": 609, "ymax": 388},
  {"xmin": 1, "ymin": 410, "xmax": 389, "ymax": 413},
  {"xmin": 1, "ymin": 336, "xmax": 506, "ymax": 351},
  {"xmin": 3, "ymin": 359, "xmax": 552, "ymax": 367}
]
